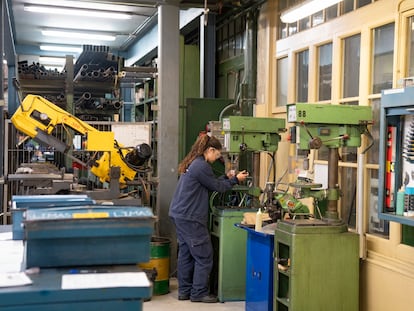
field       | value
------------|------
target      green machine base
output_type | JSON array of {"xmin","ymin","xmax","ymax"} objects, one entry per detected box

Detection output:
[
  {"xmin": 274, "ymin": 219, "xmax": 359, "ymax": 311},
  {"xmin": 210, "ymin": 206, "xmax": 252, "ymax": 301}
]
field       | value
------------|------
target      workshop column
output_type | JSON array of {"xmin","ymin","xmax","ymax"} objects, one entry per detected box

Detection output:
[
  {"xmin": 200, "ymin": 13, "xmax": 216, "ymax": 98},
  {"xmin": 157, "ymin": 3, "xmax": 179, "ymax": 267}
]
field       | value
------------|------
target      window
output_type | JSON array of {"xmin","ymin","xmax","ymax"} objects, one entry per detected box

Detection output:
[
  {"xmin": 367, "ymin": 99, "xmax": 380, "ymax": 166},
  {"xmin": 288, "ymin": 22, "xmax": 298, "ymax": 36},
  {"xmin": 357, "ymin": 0, "xmax": 372, "ymax": 8},
  {"xmin": 318, "ymin": 43, "xmax": 333, "ymax": 101},
  {"xmin": 343, "ymin": 0, "xmax": 354, "ymax": 14},
  {"xmin": 407, "ymin": 16, "xmax": 414, "ymax": 77},
  {"xmin": 368, "ymin": 168, "xmax": 389, "ymax": 236},
  {"xmin": 229, "ymin": 22, "xmax": 235, "ymax": 58},
  {"xmin": 297, "ymin": 49, "xmax": 309, "ymax": 102},
  {"xmin": 372, "ymin": 23, "xmax": 395, "ymax": 94},
  {"xmin": 343, "ymin": 34, "xmax": 361, "ymax": 98},
  {"xmin": 235, "ymin": 17, "xmax": 244, "ymax": 57},
  {"xmin": 326, "ymin": 4, "xmax": 339, "ymax": 21},
  {"xmin": 277, "ymin": 57, "xmax": 288, "ymax": 107},
  {"xmin": 341, "ymin": 167, "xmax": 357, "ymax": 229},
  {"xmin": 299, "ymin": 17, "xmax": 310, "ymax": 31},
  {"xmin": 312, "ymin": 11, "xmax": 324, "ymax": 27},
  {"xmin": 217, "ymin": 16, "xmax": 246, "ymax": 63},
  {"xmin": 278, "ymin": 0, "xmax": 371, "ymax": 39}
]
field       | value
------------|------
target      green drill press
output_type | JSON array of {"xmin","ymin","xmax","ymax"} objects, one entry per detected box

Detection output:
[
  {"xmin": 209, "ymin": 115, "xmax": 286, "ymax": 302},
  {"xmin": 273, "ymin": 103, "xmax": 372, "ymax": 311}
]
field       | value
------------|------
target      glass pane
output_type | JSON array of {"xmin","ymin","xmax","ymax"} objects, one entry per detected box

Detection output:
[
  {"xmin": 372, "ymin": 23, "xmax": 394, "ymax": 94},
  {"xmin": 297, "ymin": 49, "xmax": 309, "ymax": 102},
  {"xmin": 408, "ymin": 16, "xmax": 414, "ymax": 76},
  {"xmin": 235, "ymin": 33, "xmax": 243, "ymax": 56},
  {"xmin": 299, "ymin": 17, "xmax": 310, "ymax": 31},
  {"xmin": 277, "ymin": 57, "xmax": 288, "ymax": 107},
  {"xmin": 357, "ymin": 0, "xmax": 372, "ymax": 8},
  {"xmin": 217, "ymin": 28, "xmax": 223, "ymax": 60},
  {"xmin": 340, "ymin": 100, "xmax": 359, "ymax": 105},
  {"xmin": 343, "ymin": 0, "xmax": 354, "ymax": 14},
  {"xmin": 288, "ymin": 22, "xmax": 298, "ymax": 36},
  {"xmin": 367, "ymin": 99, "xmax": 380, "ymax": 165},
  {"xmin": 229, "ymin": 21, "xmax": 235, "ymax": 58},
  {"xmin": 222, "ymin": 25, "xmax": 229, "ymax": 60},
  {"xmin": 318, "ymin": 43, "xmax": 333, "ymax": 101},
  {"xmin": 326, "ymin": 4, "xmax": 338, "ymax": 21},
  {"xmin": 280, "ymin": 22, "xmax": 288, "ymax": 39},
  {"xmin": 312, "ymin": 11, "xmax": 324, "ymax": 27},
  {"xmin": 343, "ymin": 34, "xmax": 361, "ymax": 98},
  {"xmin": 342, "ymin": 147, "xmax": 357, "ymax": 163},
  {"xmin": 317, "ymin": 145, "xmax": 329, "ymax": 161},
  {"xmin": 341, "ymin": 167, "xmax": 356, "ymax": 228},
  {"xmin": 368, "ymin": 169, "xmax": 389, "ymax": 237}
]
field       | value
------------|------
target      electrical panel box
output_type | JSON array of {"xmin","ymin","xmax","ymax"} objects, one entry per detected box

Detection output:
[{"xmin": 379, "ymin": 87, "xmax": 414, "ymax": 226}]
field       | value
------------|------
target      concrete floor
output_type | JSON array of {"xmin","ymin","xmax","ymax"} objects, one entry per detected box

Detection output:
[{"xmin": 144, "ymin": 278, "xmax": 245, "ymax": 311}]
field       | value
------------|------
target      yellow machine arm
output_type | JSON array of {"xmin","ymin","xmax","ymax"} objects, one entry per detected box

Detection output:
[{"xmin": 11, "ymin": 94, "xmax": 152, "ymax": 186}]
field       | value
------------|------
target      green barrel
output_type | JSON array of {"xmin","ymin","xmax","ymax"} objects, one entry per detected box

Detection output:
[{"xmin": 139, "ymin": 236, "xmax": 170, "ymax": 295}]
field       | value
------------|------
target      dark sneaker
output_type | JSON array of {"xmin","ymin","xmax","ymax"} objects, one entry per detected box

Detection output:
[
  {"xmin": 190, "ymin": 295, "xmax": 218, "ymax": 303},
  {"xmin": 178, "ymin": 294, "xmax": 190, "ymax": 301}
]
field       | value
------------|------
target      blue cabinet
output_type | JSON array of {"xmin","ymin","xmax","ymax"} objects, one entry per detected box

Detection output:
[{"xmin": 238, "ymin": 224, "xmax": 275, "ymax": 311}]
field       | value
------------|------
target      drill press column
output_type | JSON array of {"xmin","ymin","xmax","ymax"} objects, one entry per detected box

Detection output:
[{"xmin": 327, "ymin": 148, "xmax": 339, "ymax": 220}]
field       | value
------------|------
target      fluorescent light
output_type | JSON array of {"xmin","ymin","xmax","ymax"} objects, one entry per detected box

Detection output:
[
  {"xmin": 281, "ymin": 0, "xmax": 343, "ymax": 23},
  {"xmin": 40, "ymin": 45, "xmax": 82, "ymax": 53},
  {"xmin": 42, "ymin": 30, "xmax": 116, "ymax": 41},
  {"xmin": 24, "ymin": 4, "xmax": 132, "ymax": 20}
]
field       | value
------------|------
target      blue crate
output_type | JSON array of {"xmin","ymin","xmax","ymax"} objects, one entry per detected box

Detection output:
[
  {"xmin": 23, "ymin": 206, "xmax": 155, "ymax": 268},
  {"xmin": 11, "ymin": 195, "xmax": 95, "ymax": 240}
]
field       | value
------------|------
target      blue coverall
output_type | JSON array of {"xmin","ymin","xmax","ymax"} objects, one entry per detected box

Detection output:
[{"xmin": 169, "ymin": 156, "xmax": 238, "ymax": 299}]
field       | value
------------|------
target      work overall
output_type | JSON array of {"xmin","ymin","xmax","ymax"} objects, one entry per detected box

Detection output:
[{"xmin": 171, "ymin": 217, "xmax": 213, "ymax": 299}]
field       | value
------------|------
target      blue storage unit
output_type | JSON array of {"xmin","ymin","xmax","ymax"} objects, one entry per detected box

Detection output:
[
  {"xmin": 23, "ymin": 206, "xmax": 155, "ymax": 268},
  {"xmin": 11, "ymin": 194, "xmax": 95, "ymax": 240},
  {"xmin": 0, "ymin": 265, "xmax": 151, "ymax": 311},
  {"xmin": 237, "ymin": 224, "xmax": 275, "ymax": 311}
]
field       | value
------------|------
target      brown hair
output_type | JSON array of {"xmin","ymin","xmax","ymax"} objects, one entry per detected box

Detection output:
[{"xmin": 178, "ymin": 135, "xmax": 222, "ymax": 174}]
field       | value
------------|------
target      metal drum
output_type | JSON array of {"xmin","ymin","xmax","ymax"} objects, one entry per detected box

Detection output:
[{"xmin": 139, "ymin": 236, "xmax": 170, "ymax": 295}]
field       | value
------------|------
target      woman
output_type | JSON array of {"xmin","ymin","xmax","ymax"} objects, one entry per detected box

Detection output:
[{"xmin": 169, "ymin": 134, "xmax": 248, "ymax": 303}]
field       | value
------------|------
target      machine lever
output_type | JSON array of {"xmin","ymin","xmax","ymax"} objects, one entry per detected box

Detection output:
[
  {"xmin": 322, "ymin": 134, "xmax": 350, "ymax": 143},
  {"xmin": 300, "ymin": 120, "xmax": 314, "ymax": 139},
  {"xmin": 300, "ymin": 121, "xmax": 323, "ymax": 149}
]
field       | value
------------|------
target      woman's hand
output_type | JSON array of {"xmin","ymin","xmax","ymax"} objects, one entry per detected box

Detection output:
[
  {"xmin": 226, "ymin": 169, "xmax": 236, "ymax": 179},
  {"xmin": 236, "ymin": 170, "xmax": 249, "ymax": 183}
]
